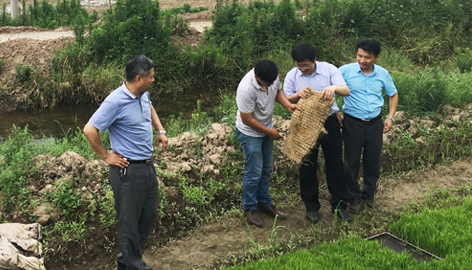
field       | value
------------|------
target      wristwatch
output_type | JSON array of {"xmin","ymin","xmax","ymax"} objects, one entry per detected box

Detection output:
[
  {"xmin": 386, "ymin": 116, "xmax": 395, "ymax": 122},
  {"xmin": 156, "ymin": 130, "xmax": 167, "ymax": 134}
]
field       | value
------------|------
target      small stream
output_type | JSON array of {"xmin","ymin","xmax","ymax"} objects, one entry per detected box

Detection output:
[{"xmin": 0, "ymin": 85, "xmax": 234, "ymax": 139}]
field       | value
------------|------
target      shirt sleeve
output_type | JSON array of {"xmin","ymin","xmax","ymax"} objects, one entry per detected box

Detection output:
[
  {"xmin": 89, "ymin": 99, "xmax": 120, "ymax": 131},
  {"xmin": 383, "ymin": 71, "xmax": 398, "ymax": 97},
  {"xmin": 330, "ymin": 65, "xmax": 347, "ymax": 86},
  {"xmin": 236, "ymin": 87, "xmax": 256, "ymax": 114},
  {"xmin": 283, "ymin": 69, "xmax": 297, "ymax": 97},
  {"xmin": 274, "ymin": 76, "xmax": 282, "ymax": 91}
]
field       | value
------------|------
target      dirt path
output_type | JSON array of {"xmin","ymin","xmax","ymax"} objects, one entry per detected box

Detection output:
[
  {"xmin": 140, "ymin": 157, "xmax": 472, "ymax": 270},
  {"xmin": 0, "ymin": 21, "xmax": 211, "ymax": 43},
  {"xmin": 0, "ymin": 30, "xmax": 74, "ymax": 43}
]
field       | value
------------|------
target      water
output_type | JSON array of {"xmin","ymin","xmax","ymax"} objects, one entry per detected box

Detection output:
[{"xmin": 0, "ymin": 85, "xmax": 234, "ymax": 139}]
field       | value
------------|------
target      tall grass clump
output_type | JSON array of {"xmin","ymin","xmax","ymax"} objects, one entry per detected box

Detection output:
[
  {"xmin": 391, "ymin": 67, "xmax": 472, "ymax": 115},
  {"xmin": 0, "ymin": 126, "xmax": 38, "ymax": 212},
  {"xmin": 455, "ymin": 47, "xmax": 472, "ymax": 73}
]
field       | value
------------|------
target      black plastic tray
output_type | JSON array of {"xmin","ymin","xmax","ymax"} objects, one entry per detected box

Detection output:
[{"xmin": 366, "ymin": 232, "xmax": 442, "ymax": 263}]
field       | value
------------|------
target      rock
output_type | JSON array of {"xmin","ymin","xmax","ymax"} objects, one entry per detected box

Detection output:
[
  {"xmin": 180, "ymin": 162, "xmax": 192, "ymax": 172},
  {"xmin": 83, "ymin": 160, "xmax": 107, "ymax": 181},
  {"xmin": 188, "ymin": 26, "xmax": 200, "ymax": 35},
  {"xmin": 420, "ymin": 119, "xmax": 435, "ymax": 129},
  {"xmin": 394, "ymin": 111, "xmax": 407, "ymax": 124},
  {"xmin": 39, "ymin": 184, "xmax": 54, "ymax": 196},
  {"xmin": 203, "ymin": 164, "xmax": 214, "ymax": 173},
  {"xmin": 57, "ymin": 151, "xmax": 86, "ymax": 175},
  {"xmin": 206, "ymin": 134, "xmax": 218, "ymax": 140},
  {"xmin": 442, "ymin": 104, "xmax": 454, "ymax": 115},
  {"xmin": 464, "ymin": 103, "xmax": 472, "ymax": 116},
  {"xmin": 209, "ymin": 154, "xmax": 221, "ymax": 166},
  {"xmin": 452, "ymin": 115, "xmax": 461, "ymax": 122},
  {"xmin": 382, "ymin": 133, "xmax": 390, "ymax": 145},
  {"xmin": 36, "ymin": 215, "xmax": 50, "ymax": 226},
  {"xmin": 415, "ymin": 136, "xmax": 426, "ymax": 145},
  {"xmin": 0, "ymin": 223, "xmax": 46, "ymax": 270}
]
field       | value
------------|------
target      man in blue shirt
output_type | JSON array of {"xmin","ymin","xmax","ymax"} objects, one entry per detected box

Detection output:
[
  {"xmin": 284, "ymin": 43, "xmax": 351, "ymax": 223},
  {"xmin": 339, "ymin": 40, "xmax": 398, "ymax": 214},
  {"xmin": 83, "ymin": 55, "xmax": 168, "ymax": 270}
]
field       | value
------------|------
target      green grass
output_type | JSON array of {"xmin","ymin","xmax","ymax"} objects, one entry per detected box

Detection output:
[
  {"xmin": 390, "ymin": 196, "xmax": 472, "ymax": 258},
  {"xmin": 228, "ymin": 236, "xmax": 419, "ymax": 270},
  {"xmin": 225, "ymin": 194, "xmax": 472, "ymax": 270}
]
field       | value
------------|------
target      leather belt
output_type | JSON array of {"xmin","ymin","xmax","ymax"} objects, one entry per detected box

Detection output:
[
  {"xmin": 345, "ymin": 113, "xmax": 381, "ymax": 123},
  {"xmin": 128, "ymin": 158, "xmax": 153, "ymax": 164}
]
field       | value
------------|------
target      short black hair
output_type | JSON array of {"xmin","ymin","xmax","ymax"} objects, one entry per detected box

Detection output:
[
  {"xmin": 356, "ymin": 40, "xmax": 381, "ymax": 57},
  {"xmin": 125, "ymin": 55, "xmax": 154, "ymax": 82},
  {"xmin": 291, "ymin": 43, "xmax": 317, "ymax": 62},
  {"xmin": 254, "ymin": 59, "xmax": 278, "ymax": 83}
]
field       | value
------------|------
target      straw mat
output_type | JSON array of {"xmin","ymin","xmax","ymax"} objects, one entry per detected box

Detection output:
[{"xmin": 282, "ymin": 87, "xmax": 334, "ymax": 164}]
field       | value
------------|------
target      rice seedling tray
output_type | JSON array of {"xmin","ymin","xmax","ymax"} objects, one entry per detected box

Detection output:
[{"xmin": 365, "ymin": 232, "xmax": 442, "ymax": 263}]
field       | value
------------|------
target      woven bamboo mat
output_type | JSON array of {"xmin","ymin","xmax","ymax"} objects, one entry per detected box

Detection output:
[{"xmin": 282, "ymin": 87, "xmax": 334, "ymax": 164}]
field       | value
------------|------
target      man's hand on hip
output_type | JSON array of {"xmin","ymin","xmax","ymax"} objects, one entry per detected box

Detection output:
[{"xmin": 105, "ymin": 152, "xmax": 129, "ymax": 168}]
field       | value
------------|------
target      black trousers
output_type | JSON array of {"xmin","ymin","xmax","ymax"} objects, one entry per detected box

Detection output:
[
  {"xmin": 299, "ymin": 114, "xmax": 350, "ymax": 212},
  {"xmin": 109, "ymin": 163, "xmax": 158, "ymax": 270},
  {"xmin": 343, "ymin": 114, "xmax": 383, "ymax": 204}
]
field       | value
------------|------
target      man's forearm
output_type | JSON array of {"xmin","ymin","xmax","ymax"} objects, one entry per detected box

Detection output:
[
  {"xmin": 335, "ymin": 84, "xmax": 350, "ymax": 97},
  {"xmin": 151, "ymin": 105, "xmax": 165, "ymax": 131},
  {"xmin": 388, "ymin": 93, "xmax": 399, "ymax": 118},
  {"xmin": 83, "ymin": 122, "xmax": 108, "ymax": 160},
  {"xmin": 240, "ymin": 113, "xmax": 272, "ymax": 136},
  {"xmin": 276, "ymin": 90, "xmax": 293, "ymax": 108},
  {"xmin": 286, "ymin": 94, "xmax": 300, "ymax": 104}
]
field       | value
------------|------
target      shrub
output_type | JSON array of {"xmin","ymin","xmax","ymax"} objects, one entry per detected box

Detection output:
[
  {"xmin": 15, "ymin": 64, "xmax": 34, "ymax": 83},
  {"xmin": 455, "ymin": 47, "xmax": 472, "ymax": 73},
  {"xmin": 0, "ymin": 59, "xmax": 4, "ymax": 73}
]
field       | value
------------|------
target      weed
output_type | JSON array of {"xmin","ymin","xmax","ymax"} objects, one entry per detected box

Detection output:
[{"xmin": 15, "ymin": 64, "xmax": 34, "ymax": 83}]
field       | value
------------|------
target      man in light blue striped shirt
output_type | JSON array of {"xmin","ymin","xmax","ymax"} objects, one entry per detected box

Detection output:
[
  {"xmin": 284, "ymin": 43, "xmax": 351, "ymax": 224},
  {"xmin": 340, "ymin": 40, "xmax": 398, "ymax": 214}
]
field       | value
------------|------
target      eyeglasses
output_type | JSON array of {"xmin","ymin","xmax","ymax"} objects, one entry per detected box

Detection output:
[{"xmin": 295, "ymin": 62, "xmax": 313, "ymax": 69}]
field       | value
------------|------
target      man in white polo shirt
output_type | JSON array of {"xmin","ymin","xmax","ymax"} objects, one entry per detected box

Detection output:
[{"xmin": 236, "ymin": 59, "xmax": 299, "ymax": 227}]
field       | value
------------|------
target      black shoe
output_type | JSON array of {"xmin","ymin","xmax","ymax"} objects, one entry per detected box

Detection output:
[
  {"xmin": 117, "ymin": 262, "xmax": 126, "ymax": 270},
  {"xmin": 332, "ymin": 208, "xmax": 351, "ymax": 222},
  {"xmin": 305, "ymin": 211, "xmax": 319, "ymax": 223},
  {"xmin": 348, "ymin": 201, "xmax": 364, "ymax": 214},
  {"xmin": 364, "ymin": 199, "xmax": 379, "ymax": 210}
]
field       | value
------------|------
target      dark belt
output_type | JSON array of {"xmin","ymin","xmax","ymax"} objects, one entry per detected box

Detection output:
[
  {"xmin": 128, "ymin": 158, "xmax": 153, "ymax": 164},
  {"xmin": 345, "ymin": 113, "xmax": 381, "ymax": 123}
]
